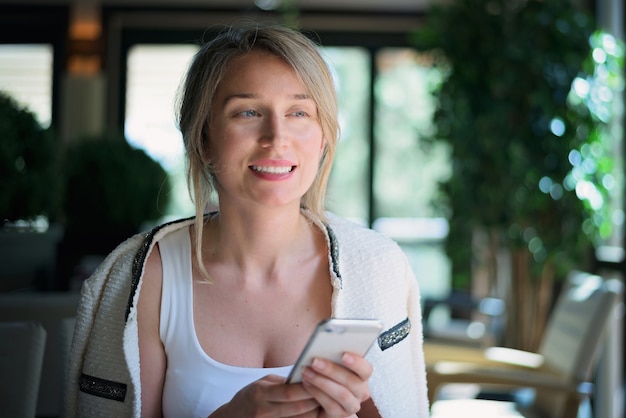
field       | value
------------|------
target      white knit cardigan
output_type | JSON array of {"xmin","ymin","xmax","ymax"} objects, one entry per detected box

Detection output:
[{"xmin": 64, "ymin": 212, "xmax": 430, "ymax": 418}]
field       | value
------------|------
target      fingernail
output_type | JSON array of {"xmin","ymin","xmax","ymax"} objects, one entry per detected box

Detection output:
[
  {"xmin": 342, "ymin": 353, "xmax": 354, "ymax": 364},
  {"xmin": 312, "ymin": 358, "xmax": 325, "ymax": 370}
]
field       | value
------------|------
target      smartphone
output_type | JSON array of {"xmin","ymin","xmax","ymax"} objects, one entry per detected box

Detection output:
[{"xmin": 286, "ymin": 318, "xmax": 384, "ymax": 383}]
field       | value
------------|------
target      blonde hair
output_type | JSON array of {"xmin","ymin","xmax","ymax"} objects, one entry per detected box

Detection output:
[{"xmin": 176, "ymin": 21, "xmax": 339, "ymax": 276}]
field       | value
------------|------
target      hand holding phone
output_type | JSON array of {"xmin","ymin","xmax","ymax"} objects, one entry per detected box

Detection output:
[{"xmin": 286, "ymin": 318, "xmax": 383, "ymax": 383}]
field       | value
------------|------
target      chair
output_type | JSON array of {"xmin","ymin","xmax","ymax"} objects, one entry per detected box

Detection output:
[
  {"xmin": 0, "ymin": 320, "xmax": 47, "ymax": 418},
  {"xmin": 425, "ymin": 270, "xmax": 623, "ymax": 418},
  {"xmin": 58, "ymin": 316, "xmax": 76, "ymax": 414},
  {"xmin": 423, "ymin": 292, "xmax": 506, "ymax": 347},
  {"xmin": 0, "ymin": 292, "xmax": 80, "ymax": 416}
]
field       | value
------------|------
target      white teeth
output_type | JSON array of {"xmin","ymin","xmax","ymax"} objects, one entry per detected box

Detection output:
[{"xmin": 251, "ymin": 165, "xmax": 293, "ymax": 174}]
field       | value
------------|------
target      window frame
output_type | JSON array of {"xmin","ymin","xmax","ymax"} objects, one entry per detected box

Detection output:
[{"xmin": 0, "ymin": 5, "xmax": 69, "ymax": 130}]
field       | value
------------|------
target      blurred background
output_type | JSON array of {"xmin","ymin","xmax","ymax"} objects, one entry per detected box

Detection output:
[{"xmin": 0, "ymin": 0, "xmax": 624, "ymax": 417}]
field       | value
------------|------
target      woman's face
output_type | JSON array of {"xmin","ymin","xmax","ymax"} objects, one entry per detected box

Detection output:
[{"xmin": 207, "ymin": 50, "xmax": 325, "ymax": 210}]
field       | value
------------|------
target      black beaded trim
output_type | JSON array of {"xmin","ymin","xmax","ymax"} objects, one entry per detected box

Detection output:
[
  {"xmin": 378, "ymin": 318, "xmax": 411, "ymax": 351},
  {"xmin": 125, "ymin": 215, "xmax": 342, "ymax": 319},
  {"xmin": 79, "ymin": 373, "xmax": 127, "ymax": 402},
  {"xmin": 324, "ymin": 224, "xmax": 342, "ymax": 288},
  {"xmin": 125, "ymin": 216, "xmax": 196, "ymax": 321}
]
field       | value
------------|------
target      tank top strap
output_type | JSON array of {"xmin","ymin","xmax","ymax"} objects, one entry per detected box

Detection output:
[{"xmin": 158, "ymin": 226, "xmax": 193, "ymax": 346}]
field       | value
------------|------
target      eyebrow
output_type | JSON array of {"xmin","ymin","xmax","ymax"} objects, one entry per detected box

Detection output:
[{"xmin": 222, "ymin": 93, "xmax": 313, "ymax": 105}]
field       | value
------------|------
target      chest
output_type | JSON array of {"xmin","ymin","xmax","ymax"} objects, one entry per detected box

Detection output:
[{"xmin": 192, "ymin": 262, "xmax": 334, "ymax": 368}]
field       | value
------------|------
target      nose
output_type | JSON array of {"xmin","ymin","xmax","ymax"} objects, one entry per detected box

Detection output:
[{"xmin": 259, "ymin": 113, "xmax": 287, "ymax": 150}]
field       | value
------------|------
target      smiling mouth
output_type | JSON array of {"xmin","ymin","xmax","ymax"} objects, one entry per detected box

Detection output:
[{"xmin": 250, "ymin": 165, "xmax": 294, "ymax": 174}]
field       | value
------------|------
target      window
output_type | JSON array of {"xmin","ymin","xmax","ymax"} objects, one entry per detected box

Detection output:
[
  {"xmin": 323, "ymin": 47, "xmax": 370, "ymax": 223},
  {"xmin": 373, "ymin": 48, "xmax": 449, "ymax": 219},
  {"xmin": 125, "ymin": 44, "xmax": 198, "ymax": 218},
  {"xmin": 0, "ymin": 44, "xmax": 53, "ymax": 128},
  {"xmin": 372, "ymin": 48, "xmax": 451, "ymax": 298}
]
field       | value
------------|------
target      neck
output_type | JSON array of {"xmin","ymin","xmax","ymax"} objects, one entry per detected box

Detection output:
[{"xmin": 202, "ymin": 203, "xmax": 320, "ymax": 281}]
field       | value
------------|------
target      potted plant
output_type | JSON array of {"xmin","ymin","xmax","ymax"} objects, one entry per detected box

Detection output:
[
  {"xmin": 55, "ymin": 133, "xmax": 171, "ymax": 290},
  {"xmin": 413, "ymin": 0, "xmax": 623, "ymax": 350},
  {"xmin": 0, "ymin": 91, "xmax": 61, "ymax": 225},
  {"xmin": 0, "ymin": 91, "xmax": 62, "ymax": 291}
]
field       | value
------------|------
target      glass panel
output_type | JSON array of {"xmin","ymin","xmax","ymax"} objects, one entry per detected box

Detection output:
[
  {"xmin": 374, "ymin": 48, "xmax": 449, "ymax": 219},
  {"xmin": 0, "ymin": 44, "xmax": 53, "ymax": 128},
  {"xmin": 373, "ymin": 48, "xmax": 451, "ymax": 299},
  {"xmin": 322, "ymin": 47, "xmax": 370, "ymax": 224},
  {"xmin": 125, "ymin": 44, "xmax": 199, "ymax": 218}
]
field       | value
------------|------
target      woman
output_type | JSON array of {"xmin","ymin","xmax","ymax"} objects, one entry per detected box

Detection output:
[{"xmin": 65, "ymin": 22, "xmax": 429, "ymax": 418}]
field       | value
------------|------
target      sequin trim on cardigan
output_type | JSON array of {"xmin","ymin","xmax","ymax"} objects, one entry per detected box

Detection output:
[
  {"xmin": 378, "ymin": 318, "xmax": 411, "ymax": 351},
  {"xmin": 325, "ymin": 223, "xmax": 342, "ymax": 288},
  {"xmin": 79, "ymin": 373, "xmax": 127, "ymax": 402}
]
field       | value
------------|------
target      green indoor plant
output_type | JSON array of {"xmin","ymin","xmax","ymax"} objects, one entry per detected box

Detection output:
[
  {"xmin": 413, "ymin": 0, "xmax": 624, "ymax": 349},
  {"xmin": 55, "ymin": 133, "xmax": 171, "ymax": 289},
  {"xmin": 0, "ymin": 91, "xmax": 62, "ymax": 290},
  {"xmin": 0, "ymin": 91, "xmax": 60, "ymax": 226},
  {"xmin": 62, "ymin": 133, "xmax": 170, "ymax": 235}
]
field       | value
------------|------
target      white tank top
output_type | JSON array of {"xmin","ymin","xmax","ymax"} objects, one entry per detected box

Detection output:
[{"xmin": 159, "ymin": 226, "xmax": 292, "ymax": 418}]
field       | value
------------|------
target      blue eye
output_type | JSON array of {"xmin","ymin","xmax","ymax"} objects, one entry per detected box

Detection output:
[
  {"xmin": 240, "ymin": 109, "xmax": 258, "ymax": 117},
  {"xmin": 292, "ymin": 111, "xmax": 307, "ymax": 117}
]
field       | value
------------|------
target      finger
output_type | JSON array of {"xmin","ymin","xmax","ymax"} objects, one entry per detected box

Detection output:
[
  {"xmin": 309, "ymin": 358, "xmax": 371, "ymax": 400},
  {"xmin": 278, "ymin": 383, "xmax": 318, "ymax": 403},
  {"xmin": 301, "ymin": 363, "xmax": 365, "ymax": 416},
  {"xmin": 302, "ymin": 378, "xmax": 361, "ymax": 417},
  {"xmin": 270, "ymin": 398, "xmax": 320, "ymax": 417},
  {"xmin": 340, "ymin": 352, "xmax": 374, "ymax": 381},
  {"xmin": 257, "ymin": 375, "xmax": 304, "ymax": 401},
  {"xmin": 289, "ymin": 407, "xmax": 323, "ymax": 418},
  {"xmin": 264, "ymin": 377, "xmax": 322, "ymax": 416}
]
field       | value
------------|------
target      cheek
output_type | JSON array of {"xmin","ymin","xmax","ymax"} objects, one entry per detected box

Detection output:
[
  {"xmin": 205, "ymin": 124, "xmax": 235, "ymax": 165},
  {"xmin": 294, "ymin": 120, "xmax": 323, "ymax": 144}
]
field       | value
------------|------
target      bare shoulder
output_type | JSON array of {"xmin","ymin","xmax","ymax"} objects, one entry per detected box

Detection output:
[
  {"xmin": 137, "ymin": 243, "xmax": 167, "ymax": 417},
  {"xmin": 138, "ymin": 244, "xmax": 163, "ymax": 321}
]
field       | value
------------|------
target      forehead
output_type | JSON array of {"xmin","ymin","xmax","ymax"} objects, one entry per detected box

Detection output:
[
  {"xmin": 209, "ymin": 52, "xmax": 316, "ymax": 113},
  {"xmin": 219, "ymin": 50, "xmax": 305, "ymax": 89}
]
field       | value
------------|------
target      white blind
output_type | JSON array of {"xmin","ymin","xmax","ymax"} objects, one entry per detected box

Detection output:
[
  {"xmin": 125, "ymin": 44, "xmax": 198, "ymax": 171},
  {"xmin": 124, "ymin": 44, "xmax": 199, "ymax": 217},
  {"xmin": 0, "ymin": 44, "xmax": 53, "ymax": 128}
]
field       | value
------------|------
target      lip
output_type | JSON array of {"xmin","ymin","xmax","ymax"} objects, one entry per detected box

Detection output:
[
  {"xmin": 249, "ymin": 159, "xmax": 296, "ymax": 180},
  {"xmin": 250, "ymin": 158, "xmax": 296, "ymax": 167}
]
